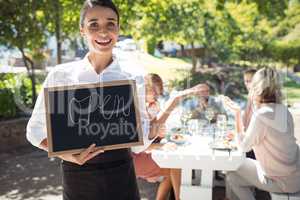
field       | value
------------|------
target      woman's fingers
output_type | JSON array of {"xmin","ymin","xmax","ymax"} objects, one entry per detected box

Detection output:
[
  {"xmin": 58, "ymin": 144, "xmax": 104, "ymax": 165},
  {"xmin": 222, "ymin": 96, "xmax": 232, "ymax": 104},
  {"xmin": 73, "ymin": 144, "xmax": 104, "ymax": 165},
  {"xmin": 39, "ymin": 139, "xmax": 49, "ymax": 151},
  {"xmin": 77, "ymin": 144, "xmax": 96, "ymax": 162},
  {"xmin": 192, "ymin": 84, "xmax": 210, "ymax": 96},
  {"xmin": 222, "ymin": 99, "xmax": 237, "ymax": 112},
  {"xmin": 222, "ymin": 97, "xmax": 241, "ymax": 113},
  {"xmin": 226, "ymin": 131, "xmax": 235, "ymax": 141},
  {"xmin": 82, "ymin": 148, "xmax": 105, "ymax": 164}
]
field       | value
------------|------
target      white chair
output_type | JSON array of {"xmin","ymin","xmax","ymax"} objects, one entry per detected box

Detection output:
[{"xmin": 271, "ymin": 191, "xmax": 300, "ymax": 200}]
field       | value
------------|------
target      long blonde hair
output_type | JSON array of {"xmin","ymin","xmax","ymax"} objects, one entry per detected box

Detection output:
[{"xmin": 250, "ymin": 67, "xmax": 282, "ymax": 104}]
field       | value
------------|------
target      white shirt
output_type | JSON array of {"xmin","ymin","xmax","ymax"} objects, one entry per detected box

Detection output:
[{"xmin": 26, "ymin": 53, "xmax": 154, "ymax": 153}]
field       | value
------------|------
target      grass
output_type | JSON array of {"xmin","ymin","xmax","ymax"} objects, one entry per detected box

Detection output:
[
  {"xmin": 283, "ymin": 77, "xmax": 300, "ymax": 105},
  {"xmin": 139, "ymin": 54, "xmax": 191, "ymax": 81}
]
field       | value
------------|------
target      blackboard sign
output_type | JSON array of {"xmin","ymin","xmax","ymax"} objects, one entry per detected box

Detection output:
[{"xmin": 44, "ymin": 80, "xmax": 144, "ymax": 157}]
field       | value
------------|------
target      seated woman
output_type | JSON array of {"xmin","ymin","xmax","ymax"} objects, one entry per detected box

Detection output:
[
  {"xmin": 133, "ymin": 73, "xmax": 209, "ymax": 200},
  {"xmin": 223, "ymin": 68, "xmax": 300, "ymax": 200}
]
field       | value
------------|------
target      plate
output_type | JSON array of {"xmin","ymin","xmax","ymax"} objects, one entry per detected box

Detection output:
[
  {"xmin": 169, "ymin": 133, "xmax": 188, "ymax": 145},
  {"xmin": 209, "ymin": 139, "xmax": 237, "ymax": 150}
]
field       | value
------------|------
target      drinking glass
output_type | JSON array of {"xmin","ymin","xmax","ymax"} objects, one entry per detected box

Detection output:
[
  {"xmin": 216, "ymin": 114, "xmax": 227, "ymax": 140},
  {"xmin": 180, "ymin": 110, "xmax": 193, "ymax": 134},
  {"xmin": 204, "ymin": 107, "xmax": 215, "ymax": 139},
  {"xmin": 187, "ymin": 119, "xmax": 198, "ymax": 136}
]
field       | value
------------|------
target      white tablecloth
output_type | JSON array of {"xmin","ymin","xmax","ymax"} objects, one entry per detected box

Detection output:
[{"xmin": 152, "ymin": 136, "xmax": 245, "ymax": 200}]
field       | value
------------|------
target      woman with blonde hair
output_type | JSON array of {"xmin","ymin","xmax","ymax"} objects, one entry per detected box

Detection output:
[{"xmin": 223, "ymin": 68, "xmax": 300, "ymax": 200}]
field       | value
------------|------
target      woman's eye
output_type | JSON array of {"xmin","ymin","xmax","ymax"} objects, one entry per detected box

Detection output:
[
  {"xmin": 107, "ymin": 22, "xmax": 116, "ymax": 30},
  {"xmin": 88, "ymin": 22, "xmax": 99, "ymax": 30}
]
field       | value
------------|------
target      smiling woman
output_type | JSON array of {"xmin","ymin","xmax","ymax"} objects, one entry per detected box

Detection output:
[
  {"xmin": 25, "ymin": 1, "xmax": 143, "ymax": 200},
  {"xmin": 26, "ymin": 0, "xmax": 209, "ymax": 199}
]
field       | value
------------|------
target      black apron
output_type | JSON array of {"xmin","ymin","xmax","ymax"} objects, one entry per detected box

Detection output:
[{"xmin": 62, "ymin": 148, "xmax": 140, "ymax": 200}]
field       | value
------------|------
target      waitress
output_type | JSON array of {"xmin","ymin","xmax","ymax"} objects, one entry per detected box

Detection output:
[
  {"xmin": 26, "ymin": 0, "xmax": 207, "ymax": 199},
  {"xmin": 26, "ymin": 1, "xmax": 150, "ymax": 199}
]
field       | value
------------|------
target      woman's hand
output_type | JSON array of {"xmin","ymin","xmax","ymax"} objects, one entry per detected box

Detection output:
[
  {"xmin": 174, "ymin": 84, "xmax": 209, "ymax": 102},
  {"xmin": 58, "ymin": 144, "xmax": 104, "ymax": 165},
  {"xmin": 39, "ymin": 139, "xmax": 104, "ymax": 165},
  {"xmin": 221, "ymin": 96, "xmax": 241, "ymax": 114},
  {"xmin": 221, "ymin": 96, "xmax": 244, "ymax": 135},
  {"xmin": 226, "ymin": 131, "xmax": 235, "ymax": 141},
  {"xmin": 39, "ymin": 138, "xmax": 49, "ymax": 151},
  {"xmin": 188, "ymin": 83, "xmax": 210, "ymax": 97}
]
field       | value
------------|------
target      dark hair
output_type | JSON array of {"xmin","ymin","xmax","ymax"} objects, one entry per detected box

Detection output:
[
  {"xmin": 244, "ymin": 69, "xmax": 257, "ymax": 76},
  {"xmin": 80, "ymin": 0, "xmax": 120, "ymax": 28}
]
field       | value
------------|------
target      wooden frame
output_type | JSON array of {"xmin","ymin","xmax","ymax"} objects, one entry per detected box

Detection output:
[{"xmin": 44, "ymin": 80, "xmax": 144, "ymax": 157}]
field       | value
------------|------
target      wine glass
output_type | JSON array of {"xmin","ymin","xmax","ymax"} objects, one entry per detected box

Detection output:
[
  {"xmin": 198, "ymin": 119, "xmax": 207, "ymax": 136},
  {"xmin": 204, "ymin": 107, "xmax": 215, "ymax": 139},
  {"xmin": 187, "ymin": 119, "xmax": 198, "ymax": 136},
  {"xmin": 205, "ymin": 107, "xmax": 215, "ymax": 124},
  {"xmin": 216, "ymin": 114, "xmax": 227, "ymax": 140},
  {"xmin": 181, "ymin": 110, "xmax": 193, "ymax": 134}
]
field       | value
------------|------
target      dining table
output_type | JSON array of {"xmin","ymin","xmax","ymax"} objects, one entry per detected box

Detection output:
[{"xmin": 151, "ymin": 133, "xmax": 245, "ymax": 200}]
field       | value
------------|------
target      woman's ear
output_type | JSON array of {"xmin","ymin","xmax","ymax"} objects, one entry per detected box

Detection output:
[{"xmin": 80, "ymin": 27, "xmax": 85, "ymax": 37}]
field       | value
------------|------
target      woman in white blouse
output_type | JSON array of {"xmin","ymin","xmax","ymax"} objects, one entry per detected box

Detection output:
[
  {"xmin": 26, "ymin": 1, "xmax": 208, "ymax": 199},
  {"xmin": 224, "ymin": 68, "xmax": 300, "ymax": 200}
]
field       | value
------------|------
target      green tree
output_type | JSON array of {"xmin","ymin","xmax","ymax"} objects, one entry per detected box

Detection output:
[
  {"xmin": 127, "ymin": 0, "xmax": 207, "ymax": 71},
  {"xmin": 44, "ymin": 0, "xmax": 83, "ymax": 64},
  {"xmin": 269, "ymin": 1, "xmax": 300, "ymax": 68},
  {"xmin": 0, "ymin": 0, "xmax": 48, "ymax": 105}
]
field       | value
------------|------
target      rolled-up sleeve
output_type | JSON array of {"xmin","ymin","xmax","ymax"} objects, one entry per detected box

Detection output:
[{"xmin": 131, "ymin": 75, "xmax": 156, "ymax": 153}]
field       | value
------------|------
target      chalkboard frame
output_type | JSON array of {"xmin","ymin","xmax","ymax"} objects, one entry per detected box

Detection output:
[{"xmin": 44, "ymin": 80, "xmax": 144, "ymax": 157}]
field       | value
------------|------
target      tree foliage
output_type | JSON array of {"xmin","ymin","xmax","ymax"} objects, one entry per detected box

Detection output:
[
  {"xmin": 1, "ymin": 0, "xmax": 300, "ymax": 73},
  {"xmin": 120, "ymin": 0, "xmax": 300, "ymax": 68},
  {"xmin": 0, "ymin": 0, "xmax": 49, "ymax": 105}
]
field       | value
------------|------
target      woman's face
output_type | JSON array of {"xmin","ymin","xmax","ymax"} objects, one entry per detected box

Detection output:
[
  {"xmin": 146, "ymin": 88, "xmax": 156, "ymax": 103},
  {"xmin": 146, "ymin": 84, "xmax": 162, "ymax": 103},
  {"xmin": 80, "ymin": 6, "xmax": 119, "ymax": 54},
  {"xmin": 244, "ymin": 74, "xmax": 254, "ymax": 92}
]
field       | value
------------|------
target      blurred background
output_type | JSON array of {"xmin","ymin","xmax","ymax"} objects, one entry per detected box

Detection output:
[{"xmin": 0, "ymin": 0, "xmax": 300, "ymax": 199}]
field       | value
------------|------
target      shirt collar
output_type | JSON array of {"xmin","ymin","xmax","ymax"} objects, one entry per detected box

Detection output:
[{"xmin": 82, "ymin": 52, "xmax": 121, "ymax": 75}]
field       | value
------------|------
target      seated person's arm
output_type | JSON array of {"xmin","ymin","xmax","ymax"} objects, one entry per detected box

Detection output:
[{"xmin": 141, "ymin": 84, "xmax": 209, "ymax": 151}]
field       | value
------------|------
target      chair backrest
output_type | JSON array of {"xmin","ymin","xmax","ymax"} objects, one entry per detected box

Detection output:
[
  {"xmin": 270, "ymin": 193, "xmax": 288, "ymax": 200},
  {"xmin": 271, "ymin": 191, "xmax": 300, "ymax": 200},
  {"xmin": 289, "ymin": 190, "xmax": 300, "ymax": 200}
]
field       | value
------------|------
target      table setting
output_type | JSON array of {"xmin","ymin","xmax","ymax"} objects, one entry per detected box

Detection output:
[
  {"xmin": 159, "ymin": 95, "xmax": 238, "ymax": 152},
  {"xmin": 151, "ymin": 95, "xmax": 245, "ymax": 200}
]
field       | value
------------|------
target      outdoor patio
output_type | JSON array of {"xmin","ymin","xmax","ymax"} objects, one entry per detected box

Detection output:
[
  {"xmin": 0, "ymin": 147, "xmax": 270, "ymax": 200},
  {"xmin": 1, "ymin": 109, "xmax": 299, "ymax": 200},
  {"xmin": 1, "ymin": 1, "xmax": 300, "ymax": 199}
]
